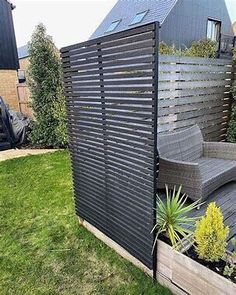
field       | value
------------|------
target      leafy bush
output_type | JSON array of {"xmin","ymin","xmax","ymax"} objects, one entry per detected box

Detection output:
[
  {"xmin": 28, "ymin": 23, "xmax": 68, "ymax": 148},
  {"xmin": 195, "ymin": 202, "xmax": 229, "ymax": 262},
  {"xmin": 227, "ymin": 51, "xmax": 236, "ymax": 142},
  {"xmin": 160, "ymin": 39, "xmax": 218, "ymax": 58},
  {"xmin": 185, "ymin": 39, "xmax": 218, "ymax": 58},
  {"xmin": 159, "ymin": 42, "xmax": 182, "ymax": 55},
  {"xmin": 152, "ymin": 185, "xmax": 200, "ymax": 250}
]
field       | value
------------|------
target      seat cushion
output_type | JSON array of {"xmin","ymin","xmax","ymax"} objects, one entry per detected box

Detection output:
[{"xmin": 197, "ymin": 157, "xmax": 236, "ymax": 199}]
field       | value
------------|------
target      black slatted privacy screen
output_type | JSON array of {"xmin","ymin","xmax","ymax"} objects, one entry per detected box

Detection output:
[{"xmin": 61, "ymin": 23, "xmax": 159, "ymax": 269}]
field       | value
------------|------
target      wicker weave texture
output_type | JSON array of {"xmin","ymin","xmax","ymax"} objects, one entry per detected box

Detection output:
[{"xmin": 157, "ymin": 125, "xmax": 236, "ymax": 201}]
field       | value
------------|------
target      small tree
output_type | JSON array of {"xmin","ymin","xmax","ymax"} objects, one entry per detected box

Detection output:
[
  {"xmin": 28, "ymin": 23, "xmax": 68, "ymax": 148},
  {"xmin": 227, "ymin": 49, "xmax": 236, "ymax": 142},
  {"xmin": 195, "ymin": 202, "xmax": 229, "ymax": 262}
]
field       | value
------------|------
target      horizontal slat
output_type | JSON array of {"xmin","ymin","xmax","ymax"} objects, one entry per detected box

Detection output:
[
  {"xmin": 159, "ymin": 63, "xmax": 233, "ymax": 72},
  {"xmin": 159, "ymin": 54, "xmax": 233, "ymax": 66},
  {"xmin": 67, "ymin": 98, "xmax": 153, "ymax": 105},
  {"xmin": 67, "ymin": 103, "xmax": 153, "ymax": 112},
  {"xmin": 63, "ymin": 48, "xmax": 155, "ymax": 68},
  {"xmin": 62, "ymin": 32, "xmax": 155, "ymax": 63},
  {"xmin": 69, "ymin": 119, "xmax": 154, "ymax": 132},
  {"xmin": 64, "ymin": 64, "xmax": 154, "ymax": 77},
  {"xmin": 157, "ymin": 54, "xmax": 234, "ymax": 141},
  {"xmin": 158, "ymin": 79, "xmax": 231, "ymax": 90},
  {"xmin": 158, "ymin": 99, "xmax": 230, "ymax": 116},
  {"xmin": 61, "ymin": 23, "xmax": 155, "ymax": 53},
  {"xmin": 72, "ymin": 157, "xmax": 153, "ymax": 187},
  {"xmin": 70, "ymin": 139, "xmax": 154, "ymax": 160},
  {"xmin": 64, "ymin": 71, "xmax": 154, "ymax": 82},
  {"xmin": 159, "ymin": 93, "xmax": 228, "ymax": 107},
  {"xmin": 65, "ymin": 86, "xmax": 154, "ymax": 92},
  {"xmin": 70, "ymin": 139, "xmax": 153, "ymax": 164},
  {"xmin": 68, "ymin": 108, "xmax": 155, "ymax": 118},
  {"xmin": 65, "ymin": 78, "xmax": 153, "ymax": 87},
  {"xmin": 69, "ymin": 130, "xmax": 154, "ymax": 152},
  {"xmin": 67, "ymin": 92, "xmax": 154, "ymax": 98},
  {"xmin": 158, "ymin": 113, "xmax": 229, "ymax": 133},
  {"xmin": 74, "ymin": 170, "xmax": 153, "ymax": 201},
  {"xmin": 158, "ymin": 86, "xmax": 229, "ymax": 99},
  {"xmin": 69, "ymin": 124, "xmax": 154, "ymax": 142},
  {"xmin": 72, "ymin": 152, "xmax": 154, "ymax": 181},
  {"xmin": 68, "ymin": 113, "xmax": 153, "ymax": 125},
  {"xmin": 63, "ymin": 40, "xmax": 155, "ymax": 65},
  {"xmin": 63, "ymin": 55, "xmax": 154, "ymax": 73},
  {"xmin": 159, "ymin": 72, "xmax": 233, "ymax": 81}
]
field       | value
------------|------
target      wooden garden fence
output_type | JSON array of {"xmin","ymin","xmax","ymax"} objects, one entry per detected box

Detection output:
[
  {"xmin": 61, "ymin": 21, "xmax": 235, "ymax": 279},
  {"xmin": 61, "ymin": 22, "xmax": 159, "ymax": 275},
  {"xmin": 158, "ymin": 55, "xmax": 235, "ymax": 141}
]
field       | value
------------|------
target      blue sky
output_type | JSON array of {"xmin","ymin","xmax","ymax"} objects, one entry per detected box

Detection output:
[{"xmin": 226, "ymin": 0, "xmax": 236, "ymax": 22}]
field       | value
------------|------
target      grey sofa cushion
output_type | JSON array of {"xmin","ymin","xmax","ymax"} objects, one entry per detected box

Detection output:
[
  {"xmin": 158, "ymin": 125, "xmax": 203, "ymax": 161},
  {"xmin": 197, "ymin": 157, "xmax": 236, "ymax": 199}
]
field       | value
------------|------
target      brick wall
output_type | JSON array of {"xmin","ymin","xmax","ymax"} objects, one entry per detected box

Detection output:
[
  {"xmin": 18, "ymin": 57, "xmax": 32, "ymax": 117},
  {"xmin": 0, "ymin": 70, "xmax": 19, "ymax": 110},
  {"xmin": 19, "ymin": 57, "xmax": 30, "ymax": 71}
]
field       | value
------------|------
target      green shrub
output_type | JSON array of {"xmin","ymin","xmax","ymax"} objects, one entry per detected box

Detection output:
[
  {"xmin": 195, "ymin": 202, "xmax": 229, "ymax": 262},
  {"xmin": 227, "ymin": 50, "xmax": 236, "ymax": 142},
  {"xmin": 159, "ymin": 41, "xmax": 182, "ymax": 55},
  {"xmin": 160, "ymin": 39, "xmax": 217, "ymax": 58},
  {"xmin": 185, "ymin": 39, "xmax": 218, "ymax": 58},
  {"xmin": 28, "ymin": 23, "xmax": 68, "ymax": 148},
  {"xmin": 152, "ymin": 185, "xmax": 200, "ymax": 250}
]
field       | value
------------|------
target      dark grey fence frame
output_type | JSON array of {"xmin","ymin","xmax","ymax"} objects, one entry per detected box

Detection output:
[{"xmin": 61, "ymin": 22, "xmax": 160, "ymax": 275}]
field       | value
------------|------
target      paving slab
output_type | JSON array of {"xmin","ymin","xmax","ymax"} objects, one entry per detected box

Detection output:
[{"xmin": 0, "ymin": 149, "xmax": 59, "ymax": 162}]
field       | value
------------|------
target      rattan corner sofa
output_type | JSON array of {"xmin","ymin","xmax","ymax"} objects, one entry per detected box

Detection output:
[{"xmin": 157, "ymin": 125, "xmax": 236, "ymax": 201}]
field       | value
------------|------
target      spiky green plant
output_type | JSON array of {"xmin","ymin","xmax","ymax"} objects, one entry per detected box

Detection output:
[{"xmin": 152, "ymin": 185, "xmax": 200, "ymax": 250}]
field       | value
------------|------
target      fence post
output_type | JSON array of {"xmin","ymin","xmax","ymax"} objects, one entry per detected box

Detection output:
[{"xmin": 152, "ymin": 21, "xmax": 160, "ymax": 280}]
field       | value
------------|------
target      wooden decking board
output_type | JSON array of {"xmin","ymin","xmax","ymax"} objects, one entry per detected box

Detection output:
[{"xmin": 158, "ymin": 181, "xmax": 236, "ymax": 252}]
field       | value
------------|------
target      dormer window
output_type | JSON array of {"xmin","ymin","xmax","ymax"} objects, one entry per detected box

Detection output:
[
  {"xmin": 105, "ymin": 20, "xmax": 121, "ymax": 33},
  {"xmin": 130, "ymin": 10, "xmax": 148, "ymax": 25}
]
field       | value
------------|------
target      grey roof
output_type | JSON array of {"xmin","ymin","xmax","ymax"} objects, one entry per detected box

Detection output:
[
  {"xmin": 5, "ymin": 0, "xmax": 15, "ymax": 10},
  {"xmin": 17, "ymin": 45, "xmax": 29, "ymax": 59},
  {"xmin": 91, "ymin": 0, "xmax": 178, "ymax": 39}
]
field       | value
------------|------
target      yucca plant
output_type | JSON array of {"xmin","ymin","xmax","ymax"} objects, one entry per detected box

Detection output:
[{"xmin": 152, "ymin": 185, "xmax": 200, "ymax": 251}]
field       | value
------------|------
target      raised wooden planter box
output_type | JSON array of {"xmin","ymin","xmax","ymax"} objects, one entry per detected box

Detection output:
[{"xmin": 157, "ymin": 240, "xmax": 236, "ymax": 295}]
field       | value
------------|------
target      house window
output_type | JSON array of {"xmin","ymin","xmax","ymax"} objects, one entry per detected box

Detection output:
[
  {"xmin": 207, "ymin": 19, "xmax": 221, "ymax": 41},
  {"xmin": 130, "ymin": 10, "xmax": 148, "ymax": 25},
  {"xmin": 18, "ymin": 70, "xmax": 26, "ymax": 83},
  {"xmin": 105, "ymin": 20, "xmax": 121, "ymax": 33}
]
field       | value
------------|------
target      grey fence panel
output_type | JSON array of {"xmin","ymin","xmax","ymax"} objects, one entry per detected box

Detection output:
[
  {"xmin": 158, "ymin": 55, "xmax": 235, "ymax": 141},
  {"xmin": 61, "ymin": 23, "xmax": 159, "ymax": 270}
]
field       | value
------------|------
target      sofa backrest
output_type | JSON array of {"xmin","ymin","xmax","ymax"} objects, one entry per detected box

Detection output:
[{"xmin": 157, "ymin": 125, "xmax": 204, "ymax": 162}]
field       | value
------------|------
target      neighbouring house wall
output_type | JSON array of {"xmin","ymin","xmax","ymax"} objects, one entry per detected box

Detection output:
[
  {"xmin": 19, "ymin": 57, "xmax": 30, "ymax": 72},
  {"xmin": 0, "ymin": 0, "xmax": 19, "ymax": 70},
  {"xmin": 160, "ymin": 0, "xmax": 233, "ymax": 48},
  {"xmin": 17, "ymin": 57, "xmax": 32, "ymax": 117},
  {"xmin": 0, "ymin": 69, "xmax": 19, "ymax": 110}
]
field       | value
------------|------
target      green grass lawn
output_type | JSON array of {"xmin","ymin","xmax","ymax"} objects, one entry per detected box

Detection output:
[{"xmin": 0, "ymin": 151, "xmax": 171, "ymax": 295}]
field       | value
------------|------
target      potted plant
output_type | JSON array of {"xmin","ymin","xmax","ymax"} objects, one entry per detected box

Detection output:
[{"xmin": 154, "ymin": 188, "xmax": 236, "ymax": 295}]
